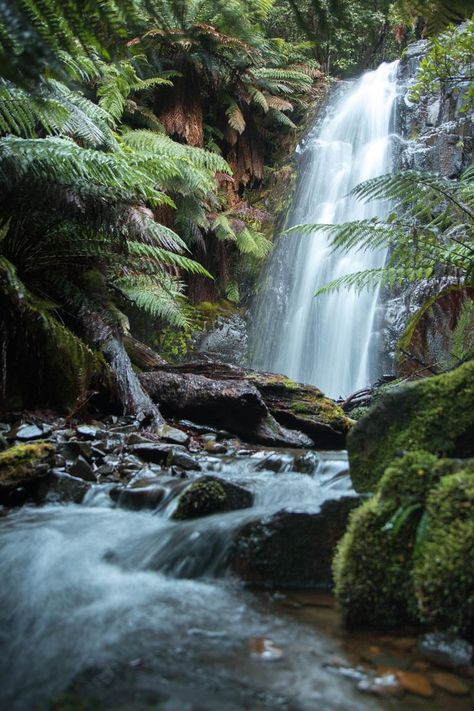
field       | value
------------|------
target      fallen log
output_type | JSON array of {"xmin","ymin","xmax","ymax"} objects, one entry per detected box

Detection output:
[{"xmin": 139, "ymin": 362, "xmax": 352, "ymax": 448}]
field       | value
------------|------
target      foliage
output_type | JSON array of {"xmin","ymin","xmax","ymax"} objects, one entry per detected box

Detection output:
[{"xmin": 410, "ymin": 17, "xmax": 474, "ymax": 112}]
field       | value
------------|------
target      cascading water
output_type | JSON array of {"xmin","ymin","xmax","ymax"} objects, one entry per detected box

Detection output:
[{"xmin": 252, "ymin": 61, "xmax": 400, "ymax": 398}]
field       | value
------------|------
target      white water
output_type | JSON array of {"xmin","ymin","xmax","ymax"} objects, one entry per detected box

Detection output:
[{"xmin": 252, "ymin": 61, "xmax": 399, "ymax": 398}]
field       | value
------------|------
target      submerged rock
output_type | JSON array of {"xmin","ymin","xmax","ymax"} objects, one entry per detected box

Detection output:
[
  {"xmin": 110, "ymin": 483, "xmax": 167, "ymax": 511},
  {"xmin": 348, "ymin": 360, "xmax": 474, "ymax": 492},
  {"xmin": 231, "ymin": 496, "xmax": 359, "ymax": 589},
  {"xmin": 172, "ymin": 475, "xmax": 253, "ymax": 520}
]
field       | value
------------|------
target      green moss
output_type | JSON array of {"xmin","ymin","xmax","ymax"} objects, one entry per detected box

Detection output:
[
  {"xmin": 0, "ymin": 442, "xmax": 55, "ymax": 487},
  {"xmin": 334, "ymin": 450, "xmax": 474, "ymax": 633},
  {"xmin": 348, "ymin": 360, "xmax": 474, "ymax": 492},
  {"xmin": 172, "ymin": 480, "xmax": 227, "ymax": 520},
  {"xmin": 333, "ymin": 494, "xmax": 418, "ymax": 627},
  {"xmin": 413, "ymin": 468, "xmax": 474, "ymax": 637}
]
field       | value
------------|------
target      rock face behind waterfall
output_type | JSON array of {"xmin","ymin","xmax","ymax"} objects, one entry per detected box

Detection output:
[
  {"xmin": 140, "ymin": 362, "xmax": 352, "ymax": 448},
  {"xmin": 384, "ymin": 38, "xmax": 474, "ymax": 361}
]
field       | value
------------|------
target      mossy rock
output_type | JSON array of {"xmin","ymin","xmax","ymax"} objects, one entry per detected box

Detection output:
[
  {"xmin": 348, "ymin": 360, "xmax": 474, "ymax": 492},
  {"xmin": 172, "ymin": 476, "xmax": 253, "ymax": 520},
  {"xmin": 414, "ymin": 467, "xmax": 474, "ymax": 639},
  {"xmin": 0, "ymin": 442, "xmax": 55, "ymax": 488},
  {"xmin": 334, "ymin": 450, "xmax": 474, "ymax": 632}
]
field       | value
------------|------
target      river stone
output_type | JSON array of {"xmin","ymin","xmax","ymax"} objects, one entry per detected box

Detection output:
[
  {"xmin": 110, "ymin": 483, "xmax": 166, "ymax": 511},
  {"xmin": 16, "ymin": 423, "xmax": 52, "ymax": 441},
  {"xmin": 418, "ymin": 633, "xmax": 473, "ymax": 669},
  {"xmin": 67, "ymin": 455, "xmax": 96, "ymax": 482},
  {"xmin": 230, "ymin": 496, "xmax": 360, "ymax": 589},
  {"xmin": 131, "ymin": 443, "xmax": 186, "ymax": 465},
  {"xmin": 159, "ymin": 425, "xmax": 190, "ymax": 446},
  {"xmin": 41, "ymin": 469, "xmax": 90, "ymax": 504},
  {"xmin": 76, "ymin": 425, "xmax": 99, "ymax": 440},
  {"xmin": 172, "ymin": 475, "xmax": 253, "ymax": 520}
]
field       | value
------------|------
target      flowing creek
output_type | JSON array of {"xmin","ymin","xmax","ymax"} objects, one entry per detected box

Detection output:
[{"xmin": 0, "ymin": 447, "xmax": 472, "ymax": 710}]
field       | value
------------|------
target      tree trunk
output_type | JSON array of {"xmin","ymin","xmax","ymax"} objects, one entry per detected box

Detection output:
[{"xmin": 79, "ymin": 309, "xmax": 164, "ymax": 426}]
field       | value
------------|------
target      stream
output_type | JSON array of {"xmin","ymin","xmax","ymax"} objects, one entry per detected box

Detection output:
[{"xmin": 0, "ymin": 449, "xmax": 472, "ymax": 710}]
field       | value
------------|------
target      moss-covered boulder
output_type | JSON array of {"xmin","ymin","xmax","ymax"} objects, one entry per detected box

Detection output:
[
  {"xmin": 348, "ymin": 360, "xmax": 474, "ymax": 492},
  {"xmin": 172, "ymin": 476, "xmax": 253, "ymax": 520},
  {"xmin": 334, "ymin": 450, "xmax": 474, "ymax": 634},
  {"xmin": 414, "ymin": 467, "xmax": 474, "ymax": 639},
  {"xmin": 0, "ymin": 442, "xmax": 55, "ymax": 505}
]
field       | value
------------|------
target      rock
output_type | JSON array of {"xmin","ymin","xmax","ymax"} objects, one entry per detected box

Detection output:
[
  {"xmin": 418, "ymin": 634, "xmax": 473, "ymax": 669},
  {"xmin": 41, "ymin": 469, "xmax": 90, "ymax": 504},
  {"xmin": 172, "ymin": 475, "xmax": 253, "ymax": 520},
  {"xmin": 254, "ymin": 452, "xmax": 294, "ymax": 473},
  {"xmin": 348, "ymin": 360, "xmax": 474, "ymax": 492},
  {"xmin": 0, "ymin": 434, "xmax": 8, "ymax": 451},
  {"xmin": 170, "ymin": 451, "xmax": 201, "ymax": 471},
  {"xmin": 231, "ymin": 496, "xmax": 359, "ymax": 588},
  {"xmin": 58, "ymin": 440, "xmax": 93, "ymax": 462},
  {"xmin": 131, "ymin": 442, "xmax": 181, "ymax": 465},
  {"xmin": 293, "ymin": 451, "xmax": 319, "ymax": 474},
  {"xmin": 248, "ymin": 637, "xmax": 284, "ymax": 661},
  {"xmin": 140, "ymin": 366, "xmax": 313, "ymax": 448},
  {"xmin": 413, "ymin": 469, "xmax": 474, "ymax": 639},
  {"xmin": 334, "ymin": 452, "xmax": 474, "ymax": 633},
  {"xmin": 0, "ymin": 442, "xmax": 55, "ymax": 505},
  {"xmin": 431, "ymin": 672, "xmax": 470, "ymax": 695},
  {"xmin": 357, "ymin": 673, "xmax": 404, "ymax": 697},
  {"xmin": 394, "ymin": 671, "xmax": 434, "ymax": 698},
  {"xmin": 204, "ymin": 441, "xmax": 227, "ymax": 454},
  {"xmin": 110, "ymin": 483, "xmax": 166, "ymax": 511},
  {"xmin": 76, "ymin": 425, "xmax": 99, "ymax": 440},
  {"xmin": 16, "ymin": 423, "xmax": 52, "ymax": 441},
  {"xmin": 67, "ymin": 456, "xmax": 96, "ymax": 482},
  {"xmin": 159, "ymin": 425, "xmax": 190, "ymax": 446}
]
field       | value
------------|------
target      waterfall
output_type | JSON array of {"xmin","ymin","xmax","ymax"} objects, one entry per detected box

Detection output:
[{"xmin": 251, "ymin": 61, "xmax": 400, "ymax": 399}]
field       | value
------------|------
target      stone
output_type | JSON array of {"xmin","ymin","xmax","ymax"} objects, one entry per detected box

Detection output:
[
  {"xmin": 431, "ymin": 672, "xmax": 470, "ymax": 696},
  {"xmin": 172, "ymin": 475, "xmax": 253, "ymax": 520},
  {"xmin": 16, "ymin": 423, "xmax": 52, "ymax": 441},
  {"xmin": 231, "ymin": 496, "xmax": 360, "ymax": 588},
  {"xmin": 0, "ymin": 442, "xmax": 55, "ymax": 505},
  {"xmin": 248, "ymin": 637, "xmax": 284, "ymax": 661},
  {"xmin": 159, "ymin": 425, "xmax": 190, "ymax": 446},
  {"xmin": 394, "ymin": 671, "xmax": 434, "ymax": 698},
  {"xmin": 110, "ymin": 484, "xmax": 166, "ymax": 511},
  {"xmin": 76, "ymin": 425, "xmax": 99, "ymax": 439},
  {"xmin": 293, "ymin": 451, "xmax": 319, "ymax": 474},
  {"xmin": 58, "ymin": 440, "xmax": 93, "ymax": 462},
  {"xmin": 67, "ymin": 456, "xmax": 96, "ymax": 482},
  {"xmin": 131, "ymin": 443, "xmax": 184, "ymax": 465},
  {"xmin": 254, "ymin": 452, "xmax": 294, "ymax": 473},
  {"xmin": 204, "ymin": 441, "xmax": 227, "ymax": 454},
  {"xmin": 418, "ymin": 634, "xmax": 473, "ymax": 669},
  {"xmin": 357, "ymin": 673, "xmax": 404, "ymax": 697},
  {"xmin": 41, "ymin": 469, "xmax": 90, "ymax": 504},
  {"xmin": 169, "ymin": 451, "xmax": 201, "ymax": 471}
]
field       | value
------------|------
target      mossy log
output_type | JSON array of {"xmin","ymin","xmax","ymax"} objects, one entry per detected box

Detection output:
[{"xmin": 140, "ymin": 362, "xmax": 351, "ymax": 448}]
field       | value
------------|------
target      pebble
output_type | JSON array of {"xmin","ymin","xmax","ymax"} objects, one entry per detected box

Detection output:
[
  {"xmin": 76, "ymin": 425, "xmax": 98, "ymax": 440},
  {"xmin": 431, "ymin": 672, "xmax": 470, "ymax": 696},
  {"xmin": 358, "ymin": 673, "xmax": 404, "ymax": 697},
  {"xmin": 395, "ymin": 671, "xmax": 434, "ymax": 697},
  {"xmin": 16, "ymin": 423, "xmax": 51, "ymax": 441}
]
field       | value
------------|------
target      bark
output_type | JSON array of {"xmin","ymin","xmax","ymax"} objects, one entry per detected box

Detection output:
[
  {"xmin": 79, "ymin": 309, "xmax": 164, "ymax": 426},
  {"xmin": 139, "ymin": 368, "xmax": 313, "ymax": 448},
  {"xmin": 140, "ymin": 362, "xmax": 352, "ymax": 448}
]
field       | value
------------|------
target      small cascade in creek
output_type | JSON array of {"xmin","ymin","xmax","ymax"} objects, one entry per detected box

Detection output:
[{"xmin": 251, "ymin": 61, "xmax": 400, "ymax": 399}]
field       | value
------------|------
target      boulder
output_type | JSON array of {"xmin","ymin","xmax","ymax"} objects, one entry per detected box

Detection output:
[
  {"xmin": 0, "ymin": 442, "xmax": 55, "ymax": 505},
  {"xmin": 172, "ymin": 475, "xmax": 253, "ymax": 520},
  {"xmin": 348, "ymin": 360, "xmax": 474, "ymax": 492},
  {"xmin": 334, "ymin": 451, "xmax": 474, "ymax": 635},
  {"xmin": 231, "ymin": 496, "xmax": 359, "ymax": 589},
  {"xmin": 418, "ymin": 634, "xmax": 473, "ymax": 669}
]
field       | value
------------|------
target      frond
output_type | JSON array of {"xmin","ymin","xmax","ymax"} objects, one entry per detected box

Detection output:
[
  {"xmin": 114, "ymin": 273, "xmax": 190, "ymax": 327},
  {"xmin": 225, "ymin": 100, "xmax": 246, "ymax": 134}
]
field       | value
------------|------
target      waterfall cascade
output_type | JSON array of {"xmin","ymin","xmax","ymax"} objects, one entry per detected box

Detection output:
[{"xmin": 252, "ymin": 61, "xmax": 400, "ymax": 398}]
